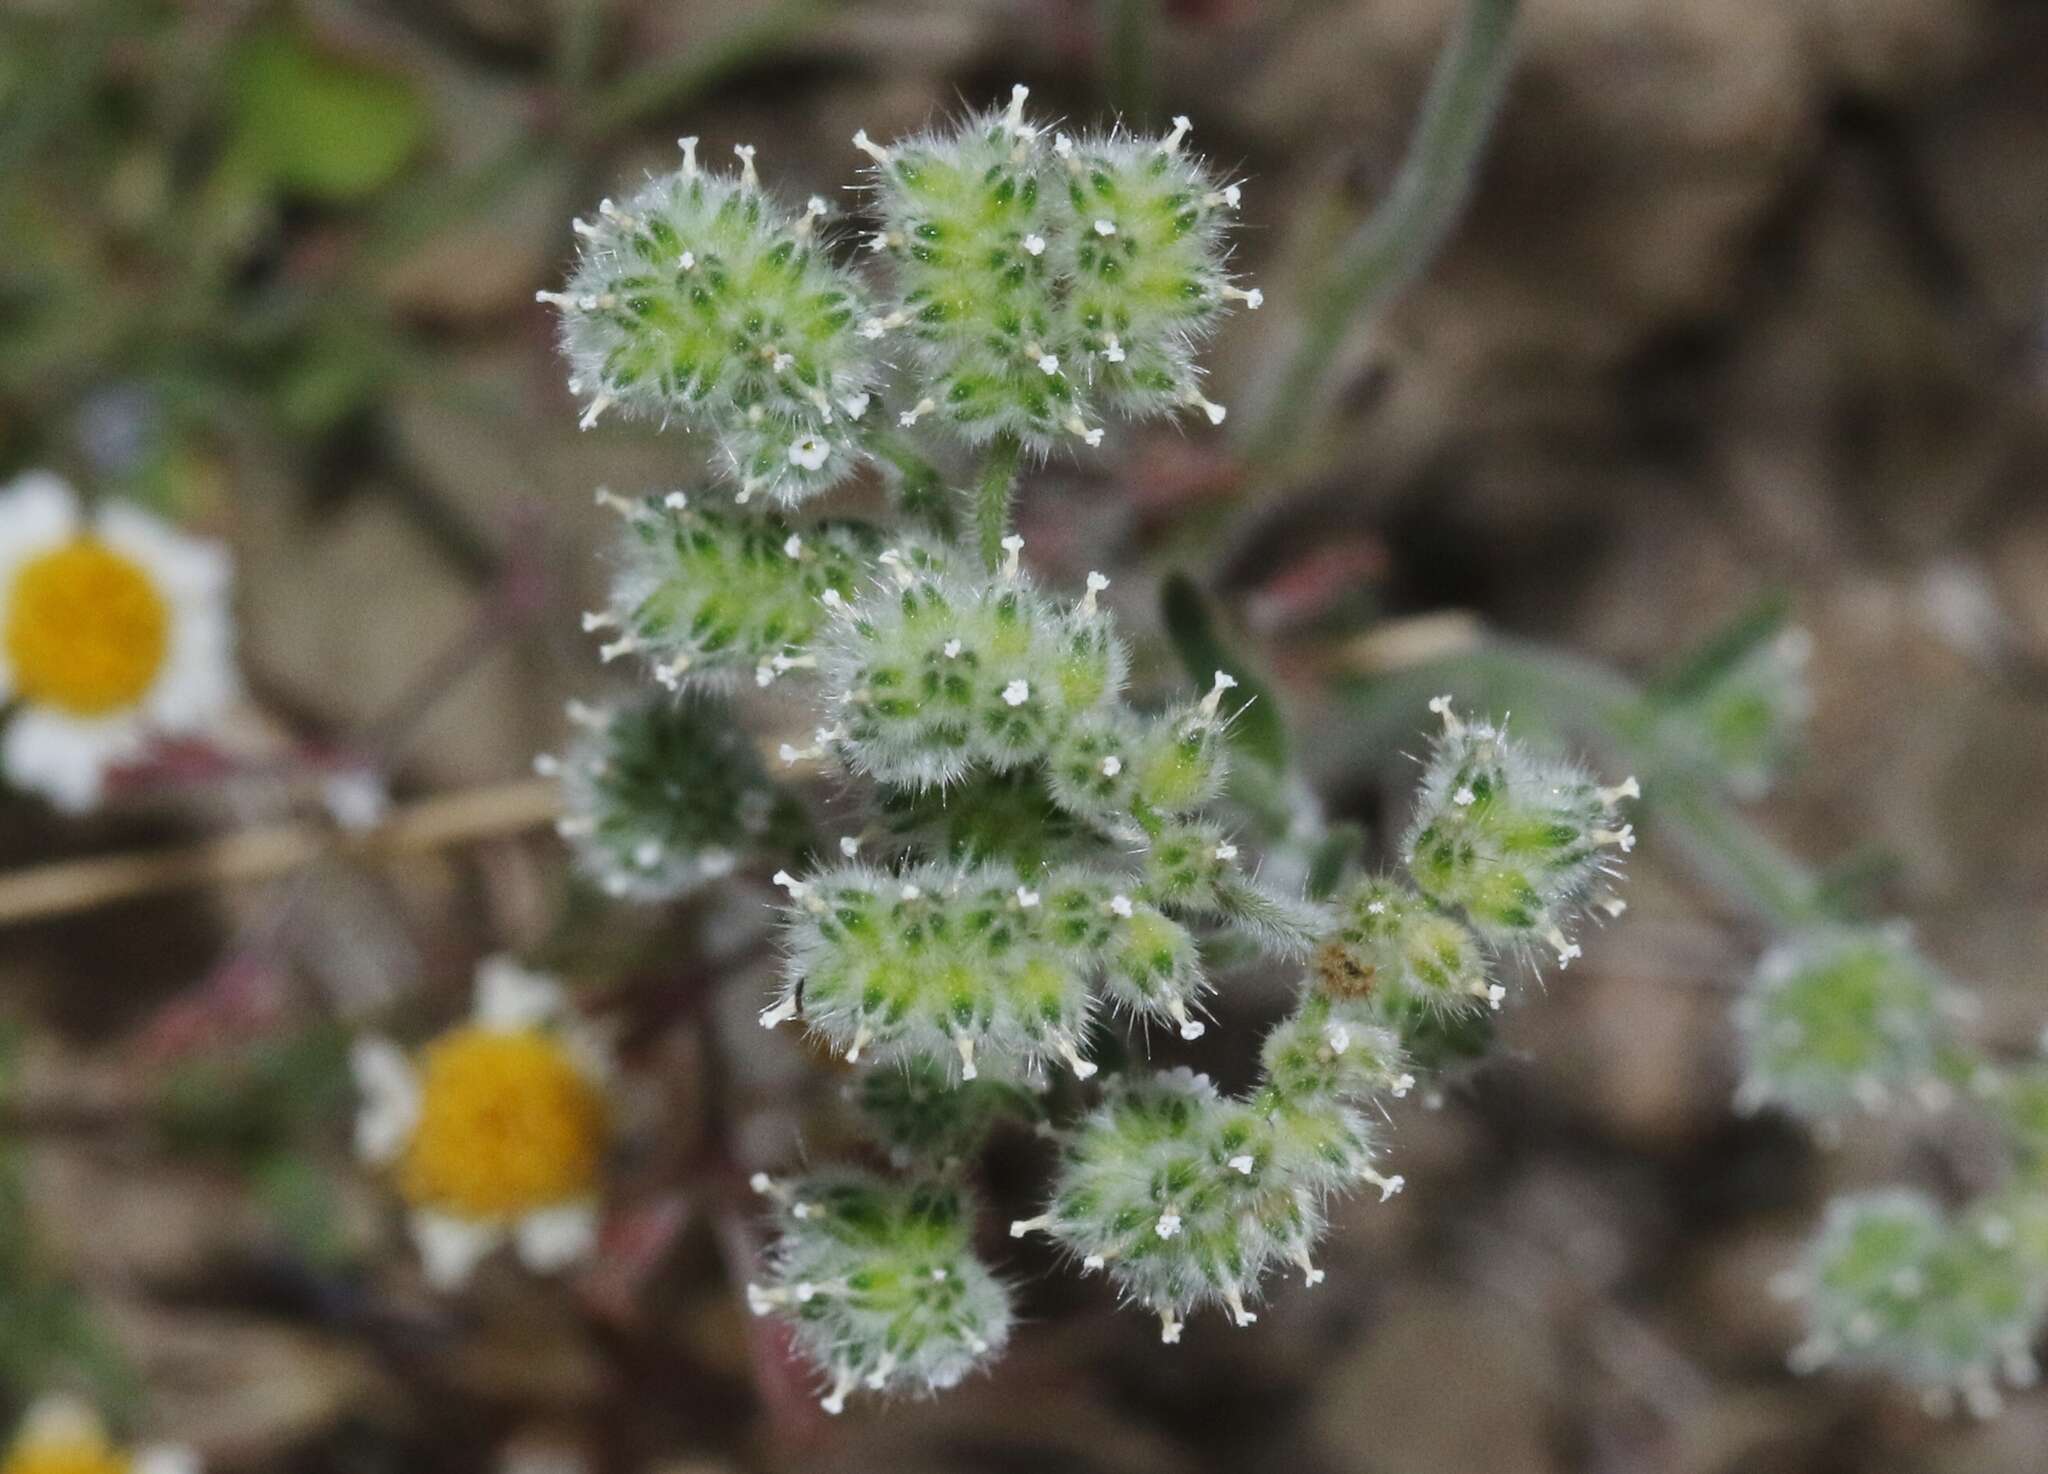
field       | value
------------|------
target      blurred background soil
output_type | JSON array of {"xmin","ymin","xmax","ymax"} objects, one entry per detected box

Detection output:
[{"xmin": 4, "ymin": 1, "xmax": 2048, "ymax": 1470}]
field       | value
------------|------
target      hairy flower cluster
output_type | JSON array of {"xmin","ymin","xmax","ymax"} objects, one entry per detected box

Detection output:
[
  {"xmin": 543, "ymin": 87, "xmax": 1255, "ymax": 510},
  {"xmin": 1010, "ymin": 700, "xmax": 1632, "ymax": 1339},
  {"xmin": 541, "ymin": 691, "xmax": 808, "ymax": 901},
  {"xmin": 820, "ymin": 551, "xmax": 1128, "ymax": 789},
  {"xmin": 1781, "ymin": 1190, "xmax": 2048, "ymax": 1417},
  {"xmin": 1019, "ymin": 1023, "xmax": 1406, "ymax": 1342},
  {"xmin": 1767, "ymin": 1007, "xmax": 2048, "ymax": 1417},
  {"xmin": 769, "ymin": 858, "xmax": 1212, "ymax": 1080},
  {"xmin": 857, "ymin": 88, "xmax": 1249, "ymax": 451},
  {"xmin": 540, "ymin": 98, "xmax": 1632, "ymax": 1414},
  {"xmin": 584, "ymin": 489, "xmax": 881, "ymax": 690},
  {"xmin": 1732, "ymin": 926, "xmax": 1957, "ymax": 1121},
  {"xmin": 1403, "ymin": 699, "xmax": 1635, "ymax": 963},
  {"xmin": 746, "ymin": 1170, "xmax": 1013, "ymax": 1412},
  {"xmin": 545, "ymin": 141, "xmax": 879, "ymax": 503}
]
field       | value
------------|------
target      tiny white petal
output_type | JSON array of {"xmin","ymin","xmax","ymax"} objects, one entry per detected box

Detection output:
[
  {"xmin": 515, "ymin": 1201, "xmax": 602, "ymax": 1274},
  {"xmin": 133, "ymin": 1447, "xmax": 203, "ymax": 1474},
  {"xmin": 474, "ymin": 956, "xmax": 565, "ymax": 1030},
  {"xmin": 411, "ymin": 1212, "xmax": 504, "ymax": 1290},
  {"xmin": 350, "ymin": 1037, "xmax": 420, "ymax": 1166},
  {"xmin": 14, "ymin": 1396, "xmax": 106, "ymax": 1450}
]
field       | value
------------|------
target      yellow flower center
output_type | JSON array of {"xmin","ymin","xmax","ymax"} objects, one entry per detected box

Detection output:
[
  {"xmin": 4, "ymin": 540, "xmax": 169, "ymax": 717},
  {"xmin": 398, "ymin": 1027, "xmax": 607, "ymax": 1219},
  {"xmin": 0, "ymin": 1437, "xmax": 130, "ymax": 1474}
]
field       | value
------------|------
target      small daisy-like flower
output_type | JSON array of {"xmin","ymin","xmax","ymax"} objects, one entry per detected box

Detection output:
[
  {"xmin": 0, "ymin": 1397, "xmax": 198, "ymax": 1474},
  {"xmin": 353, "ymin": 956, "xmax": 613, "ymax": 1290},
  {"xmin": 0, "ymin": 471, "xmax": 234, "ymax": 812}
]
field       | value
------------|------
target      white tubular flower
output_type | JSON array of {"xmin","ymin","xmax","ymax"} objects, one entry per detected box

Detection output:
[
  {"xmin": 352, "ymin": 956, "xmax": 613, "ymax": 1290},
  {"xmin": 1, "ymin": 1396, "xmax": 199, "ymax": 1474},
  {"xmin": 0, "ymin": 472, "xmax": 235, "ymax": 812}
]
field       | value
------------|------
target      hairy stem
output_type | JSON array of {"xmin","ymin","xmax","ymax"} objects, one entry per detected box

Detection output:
[
  {"xmin": 973, "ymin": 433, "xmax": 1026, "ymax": 572},
  {"xmin": 1099, "ymin": 0, "xmax": 1158, "ymax": 122},
  {"xmin": 869, "ymin": 428, "xmax": 957, "ymax": 538},
  {"xmin": 1242, "ymin": 0, "xmax": 1521, "ymax": 463}
]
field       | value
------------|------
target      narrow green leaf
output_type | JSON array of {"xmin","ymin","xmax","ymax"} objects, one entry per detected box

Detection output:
[{"xmin": 1160, "ymin": 571, "xmax": 1289, "ymax": 773}]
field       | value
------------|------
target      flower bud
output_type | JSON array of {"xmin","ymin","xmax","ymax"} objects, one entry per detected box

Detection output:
[
  {"xmin": 1403, "ymin": 700, "xmax": 1634, "ymax": 961},
  {"xmin": 547, "ymin": 693, "xmax": 808, "ymax": 901},
  {"xmin": 1316, "ymin": 876, "xmax": 1499, "ymax": 1020},
  {"xmin": 1052, "ymin": 120, "xmax": 1250, "ymax": 424},
  {"xmin": 598, "ymin": 495, "xmax": 878, "ymax": 690},
  {"xmin": 1733, "ymin": 926, "xmax": 1954, "ymax": 1121},
  {"xmin": 1786, "ymin": 1190, "xmax": 2044, "ymax": 1416},
  {"xmin": 749, "ymin": 1169, "xmax": 1013, "ymax": 1411},
  {"xmin": 548, "ymin": 148, "xmax": 880, "ymax": 502},
  {"xmin": 1047, "ymin": 700, "xmax": 1230, "ymax": 832},
  {"xmin": 821, "ymin": 562, "xmax": 1124, "ymax": 789},
  {"xmin": 859, "ymin": 94, "xmax": 1084, "ymax": 452}
]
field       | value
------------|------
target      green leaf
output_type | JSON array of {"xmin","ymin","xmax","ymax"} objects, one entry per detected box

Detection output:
[
  {"xmin": 1646, "ymin": 591, "xmax": 1794, "ymax": 705},
  {"xmin": 251, "ymin": 1152, "xmax": 354, "ymax": 1269},
  {"xmin": 228, "ymin": 31, "xmax": 425, "ymax": 203},
  {"xmin": 158, "ymin": 1022, "xmax": 353, "ymax": 1161},
  {"xmin": 1160, "ymin": 572, "xmax": 1289, "ymax": 773},
  {"xmin": 1305, "ymin": 821, "xmax": 1367, "ymax": 901}
]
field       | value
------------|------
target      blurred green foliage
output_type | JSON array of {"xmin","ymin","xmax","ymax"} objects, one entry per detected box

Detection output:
[
  {"xmin": 226, "ymin": 30, "xmax": 425, "ymax": 204},
  {"xmin": 0, "ymin": 1022, "xmax": 139, "ymax": 1418}
]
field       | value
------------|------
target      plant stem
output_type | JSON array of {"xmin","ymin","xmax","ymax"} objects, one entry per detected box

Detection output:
[
  {"xmin": 1100, "ymin": 0, "xmax": 1158, "ymax": 123},
  {"xmin": 868, "ymin": 428, "xmax": 958, "ymax": 539},
  {"xmin": 974, "ymin": 434, "xmax": 1026, "ymax": 572},
  {"xmin": 582, "ymin": 0, "xmax": 824, "ymax": 139},
  {"xmin": 1242, "ymin": 0, "xmax": 1522, "ymax": 463}
]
